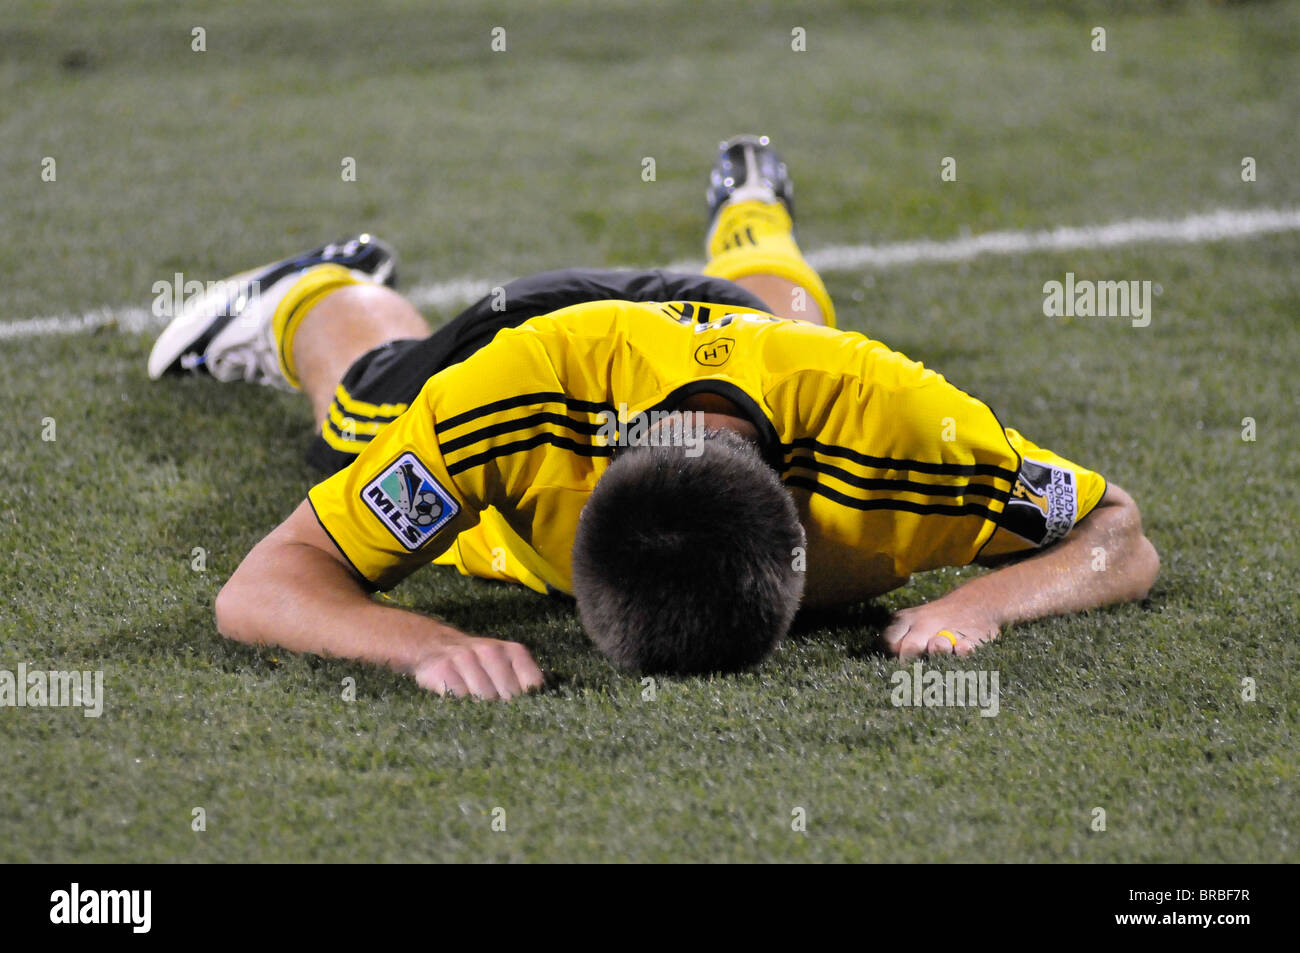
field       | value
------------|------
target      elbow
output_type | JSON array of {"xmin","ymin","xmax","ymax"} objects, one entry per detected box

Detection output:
[
  {"xmin": 213, "ymin": 578, "xmax": 237, "ymax": 639},
  {"xmin": 214, "ymin": 567, "xmax": 251, "ymax": 643},
  {"xmin": 1131, "ymin": 530, "xmax": 1160, "ymax": 600},
  {"xmin": 1117, "ymin": 491, "xmax": 1160, "ymax": 600}
]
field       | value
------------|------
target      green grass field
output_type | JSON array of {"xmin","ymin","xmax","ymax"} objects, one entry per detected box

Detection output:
[{"xmin": 2, "ymin": 0, "xmax": 1297, "ymax": 862}]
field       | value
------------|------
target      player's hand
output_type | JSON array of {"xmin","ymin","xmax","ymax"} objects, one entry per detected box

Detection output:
[
  {"xmin": 879, "ymin": 604, "xmax": 1000, "ymax": 659},
  {"xmin": 412, "ymin": 636, "xmax": 545, "ymax": 700}
]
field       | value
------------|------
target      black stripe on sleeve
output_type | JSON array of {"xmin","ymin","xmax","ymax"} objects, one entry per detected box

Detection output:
[
  {"xmin": 434, "ymin": 392, "xmax": 614, "ymax": 435},
  {"xmin": 439, "ymin": 411, "xmax": 607, "ymax": 455},
  {"xmin": 783, "ymin": 475, "xmax": 1000, "ymax": 521},
  {"xmin": 782, "ymin": 455, "xmax": 1005, "ymax": 500},
  {"xmin": 782, "ymin": 437, "xmax": 1018, "ymax": 482},
  {"xmin": 446, "ymin": 431, "xmax": 614, "ymax": 476}
]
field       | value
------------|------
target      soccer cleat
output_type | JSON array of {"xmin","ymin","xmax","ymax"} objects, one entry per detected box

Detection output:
[
  {"xmin": 146, "ymin": 234, "xmax": 398, "ymax": 388},
  {"xmin": 705, "ymin": 134, "xmax": 795, "ymax": 248}
]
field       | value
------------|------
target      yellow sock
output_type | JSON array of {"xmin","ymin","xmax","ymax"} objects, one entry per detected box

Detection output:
[
  {"xmin": 271, "ymin": 264, "xmax": 361, "ymax": 389},
  {"xmin": 703, "ymin": 199, "xmax": 836, "ymax": 328}
]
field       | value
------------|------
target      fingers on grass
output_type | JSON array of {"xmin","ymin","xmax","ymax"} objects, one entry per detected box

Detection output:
[
  {"xmin": 428, "ymin": 664, "xmax": 470, "ymax": 698},
  {"xmin": 446, "ymin": 651, "xmax": 498, "ymax": 700},
  {"xmin": 505, "ymin": 644, "xmax": 545, "ymax": 691},
  {"xmin": 476, "ymin": 644, "xmax": 525, "ymax": 699}
]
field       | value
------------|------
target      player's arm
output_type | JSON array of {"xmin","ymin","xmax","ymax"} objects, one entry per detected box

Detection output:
[
  {"xmin": 882, "ymin": 483, "xmax": 1159, "ymax": 659},
  {"xmin": 214, "ymin": 502, "xmax": 544, "ymax": 700}
]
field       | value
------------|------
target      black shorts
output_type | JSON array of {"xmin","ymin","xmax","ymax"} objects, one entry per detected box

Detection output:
[{"xmin": 305, "ymin": 267, "xmax": 766, "ymax": 474}]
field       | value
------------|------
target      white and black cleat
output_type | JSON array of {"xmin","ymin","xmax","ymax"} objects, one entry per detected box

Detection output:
[
  {"xmin": 147, "ymin": 233, "xmax": 397, "ymax": 387},
  {"xmin": 705, "ymin": 134, "xmax": 795, "ymax": 245}
]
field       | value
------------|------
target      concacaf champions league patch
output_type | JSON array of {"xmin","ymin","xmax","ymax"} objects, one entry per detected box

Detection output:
[
  {"xmin": 1000, "ymin": 459, "xmax": 1078, "ymax": 547},
  {"xmin": 361, "ymin": 452, "xmax": 459, "ymax": 550}
]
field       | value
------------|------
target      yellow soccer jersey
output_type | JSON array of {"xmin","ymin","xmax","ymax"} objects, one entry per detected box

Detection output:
[{"xmin": 307, "ymin": 299, "xmax": 1107, "ymax": 605}]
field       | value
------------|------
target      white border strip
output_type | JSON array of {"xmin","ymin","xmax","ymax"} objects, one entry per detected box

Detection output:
[
  {"xmin": 4, "ymin": 206, "xmax": 1298, "ymax": 342},
  {"xmin": 806, "ymin": 206, "xmax": 1300, "ymax": 271}
]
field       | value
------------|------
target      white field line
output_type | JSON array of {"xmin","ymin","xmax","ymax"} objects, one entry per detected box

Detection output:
[{"xmin": 3, "ymin": 206, "xmax": 1298, "ymax": 343}]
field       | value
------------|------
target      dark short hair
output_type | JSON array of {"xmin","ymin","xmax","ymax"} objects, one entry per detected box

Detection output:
[{"xmin": 571, "ymin": 429, "xmax": 805, "ymax": 675}]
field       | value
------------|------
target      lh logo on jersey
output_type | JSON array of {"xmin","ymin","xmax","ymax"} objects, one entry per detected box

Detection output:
[
  {"xmin": 362, "ymin": 452, "xmax": 459, "ymax": 550},
  {"xmin": 694, "ymin": 337, "xmax": 735, "ymax": 366}
]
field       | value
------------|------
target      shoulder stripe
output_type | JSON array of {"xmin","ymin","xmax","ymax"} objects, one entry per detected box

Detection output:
[
  {"xmin": 783, "ymin": 475, "xmax": 1001, "ymax": 521},
  {"xmin": 435, "ymin": 392, "xmax": 613, "ymax": 435},
  {"xmin": 782, "ymin": 437, "xmax": 1017, "ymax": 481},
  {"xmin": 446, "ymin": 431, "xmax": 614, "ymax": 476},
  {"xmin": 440, "ymin": 410, "xmax": 605, "ymax": 455},
  {"xmin": 783, "ymin": 455, "xmax": 1005, "ymax": 499}
]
